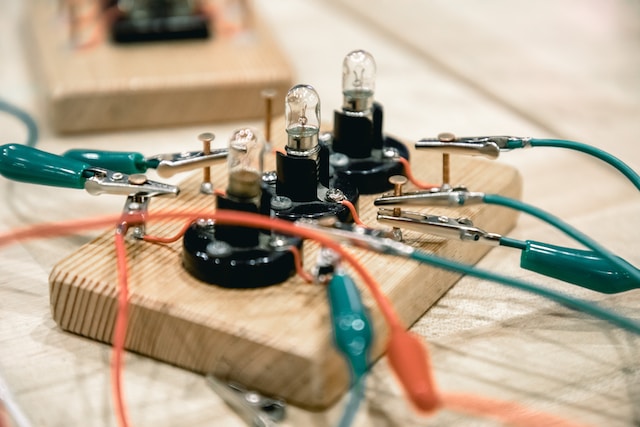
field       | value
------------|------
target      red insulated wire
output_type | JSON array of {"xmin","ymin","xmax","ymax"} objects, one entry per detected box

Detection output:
[
  {"xmin": 0, "ymin": 210, "xmax": 589, "ymax": 427},
  {"xmin": 398, "ymin": 157, "xmax": 439, "ymax": 190},
  {"xmin": 113, "ymin": 225, "xmax": 132, "ymax": 427},
  {"xmin": 340, "ymin": 200, "xmax": 367, "ymax": 227}
]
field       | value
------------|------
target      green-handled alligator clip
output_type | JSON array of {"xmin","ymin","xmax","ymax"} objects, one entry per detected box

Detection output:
[
  {"xmin": 376, "ymin": 209, "xmax": 638, "ymax": 294},
  {"xmin": 62, "ymin": 147, "xmax": 227, "ymax": 178},
  {"xmin": 0, "ymin": 144, "xmax": 179, "ymax": 197},
  {"xmin": 327, "ymin": 270, "xmax": 373, "ymax": 379}
]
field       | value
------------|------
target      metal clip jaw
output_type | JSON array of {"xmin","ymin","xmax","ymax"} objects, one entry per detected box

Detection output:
[
  {"xmin": 149, "ymin": 149, "xmax": 228, "ymax": 178},
  {"xmin": 205, "ymin": 375, "xmax": 285, "ymax": 427},
  {"xmin": 374, "ymin": 186, "xmax": 485, "ymax": 207},
  {"xmin": 376, "ymin": 209, "xmax": 501, "ymax": 245},
  {"xmin": 294, "ymin": 216, "xmax": 416, "ymax": 257},
  {"xmin": 121, "ymin": 194, "xmax": 150, "ymax": 239},
  {"xmin": 415, "ymin": 133, "xmax": 529, "ymax": 158},
  {"xmin": 83, "ymin": 167, "xmax": 180, "ymax": 197}
]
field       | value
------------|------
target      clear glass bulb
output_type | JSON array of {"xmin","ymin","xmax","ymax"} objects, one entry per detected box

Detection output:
[
  {"xmin": 285, "ymin": 84, "xmax": 320, "ymax": 154},
  {"xmin": 342, "ymin": 50, "xmax": 376, "ymax": 113},
  {"xmin": 226, "ymin": 127, "xmax": 264, "ymax": 199}
]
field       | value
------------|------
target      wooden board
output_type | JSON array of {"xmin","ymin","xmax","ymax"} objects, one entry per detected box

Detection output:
[
  {"xmin": 25, "ymin": 0, "xmax": 293, "ymax": 133},
  {"xmin": 48, "ymin": 126, "xmax": 522, "ymax": 409}
]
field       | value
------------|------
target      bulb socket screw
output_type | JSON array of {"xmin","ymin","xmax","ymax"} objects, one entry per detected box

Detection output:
[{"xmin": 199, "ymin": 132, "xmax": 215, "ymax": 194}]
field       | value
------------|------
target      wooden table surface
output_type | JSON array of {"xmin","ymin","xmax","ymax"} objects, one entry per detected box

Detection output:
[{"xmin": 1, "ymin": 1, "xmax": 639, "ymax": 426}]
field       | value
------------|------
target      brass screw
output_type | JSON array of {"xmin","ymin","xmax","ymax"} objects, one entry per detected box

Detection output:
[
  {"xmin": 389, "ymin": 175, "xmax": 407, "ymax": 216},
  {"xmin": 437, "ymin": 132, "xmax": 456, "ymax": 142},
  {"xmin": 128, "ymin": 174, "xmax": 148, "ymax": 186},
  {"xmin": 261, "ymin": 89, "xmax": 277, "ymax": 147},
  {"xmin": 388, "ymin": 175, "xmax": 407, "ymax": 241},
  {"xmin": 438, "ymin": 132, "xmax": 455, "ymax": 185},
  {"xmin": 199, "ymin": 132, "xmax": 215, "ymax": 194}
]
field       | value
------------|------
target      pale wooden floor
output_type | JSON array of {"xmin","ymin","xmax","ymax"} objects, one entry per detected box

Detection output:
[{"xmin": 1, "ymin": 1, "xmax": 639, "ymax": 426}]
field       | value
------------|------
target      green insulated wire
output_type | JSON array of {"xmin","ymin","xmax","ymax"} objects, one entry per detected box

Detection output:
[
  {"xmin": 408, "ymin": 248, "xmax": 640, "ymax": 335},
  {"xmin": 505, "ymin": 138, "xmax": 640, "ymax": 191},
  {"xmin": 327, "ymin": 271, "xmax": 373, "ymax": 427},
  {"xmin": 336, "ymin": 375, "xmax": 366, "ymax": 427},
  {"xmin": 0, "ymin": 98, "xmax": 39, "ymax": 148},
  {"xmin": 482, "ymin": 193, "xmax": 640, "ymax": 287}
]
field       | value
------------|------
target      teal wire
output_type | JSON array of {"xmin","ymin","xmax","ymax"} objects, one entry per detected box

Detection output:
[
  {"xmin": 0, "ymin": 98, "xmax": 39, "ymax": 148},
  {"xmin": 408, "ymin": 249, "xmax": 640, "ymax": 335},
  {"xmin": 483, "ymin": 193, "xmax": 640, "ymax": 287},
  {"xmin": 337, "ymin": 374, "xmax": 366, "ymax": 427},
  {"xmin": 498, "ymin": 236, "xmax": 527, "ymax": 250},
  {"xmin": 528, "ymin": 138, "xmax": 640, "ymax": 191}
]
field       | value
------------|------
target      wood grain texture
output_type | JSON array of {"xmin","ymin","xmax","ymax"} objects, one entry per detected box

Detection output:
[
  {"xmin": 26, "ymin": 0, "xmax": 293, "ymax": 133},
  {"xmin": 48, "ymin": 120, "xmax": 522, "ymax": 409}
]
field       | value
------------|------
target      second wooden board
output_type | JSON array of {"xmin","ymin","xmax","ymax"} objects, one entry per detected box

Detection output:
[{"xmin": 26, "ymin": 0, "xmax": 293, "ymax": 133}]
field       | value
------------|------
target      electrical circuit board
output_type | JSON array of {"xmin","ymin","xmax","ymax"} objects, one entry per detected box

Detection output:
[{"xmin": 48, "ymin": 119, "xmax": 522, "ymax": 409}]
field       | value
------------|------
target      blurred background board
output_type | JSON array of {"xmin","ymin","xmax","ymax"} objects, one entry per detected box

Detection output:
[{"xmin": 25, "ymin": 0, "xmax": 293, "ymax": 133}]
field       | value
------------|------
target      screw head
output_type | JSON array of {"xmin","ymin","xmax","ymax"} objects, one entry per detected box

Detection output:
[
  {"xmin": 382, "ymin": 147, "xmax": 400, "ymax": 159},
  {"xmin": 269, "ymin": 236, "xmax": 289, "ymax": 248},
  {"xmin": 270, "ymin": 195, "xmax": 293, "ymax": 210},
  {"xmin": 329, "ymin": 153, "xmax": 349, "ymax": 168},
  {"xmin": 128, "ymin": 174, "xmax": 148, "ymax": 185},
  {"xmin": 261, "ymin": 88, "xmax": 277, "ymax": 99},
  {"xmin": 319, "ymin": 132, "xmax": 333, "ymax": 144},
  {"xmin": 325, "ymin": 188, "xmax": 346, "ymax": 202},
  {"xmin": 200, "ymin": 182, "xmax": 214, "ymax": 195},
  {"xmin": 131, "ymin": 226, "xmax": 145, "ymax": 240},
  {"xmin": 196, "ymin": 218, "xmax": 215, "ymax": 228},
  {"xmin": 438, "ymin": 132, "xmax": 456, "ymax": 142},
  {"xmin": 198, "ymin": 132, "xmax": 215, "ymax": 143},
  {"xmin": 262, "ymin": 171, "xmax": 277, "ymax": 185},
  {"xmin": 388, "ymin": 175, "xmax": 408, "ymax": 186}
]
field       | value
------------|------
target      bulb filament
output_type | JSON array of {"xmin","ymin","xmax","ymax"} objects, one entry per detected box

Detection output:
[
  {"xmin": 353, "ymin": 67, "xmax": 364, "ymax": 88},
  {"xmin": 299, "ymin": 103, "xmax": 308, "ymax": 127}
]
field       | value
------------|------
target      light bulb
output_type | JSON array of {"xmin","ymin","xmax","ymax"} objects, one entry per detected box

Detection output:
[
  {"xmin": 342, "ymin": 50, "xmax": 376, "ymax": 114},
  {"xmin": 285, "ymin": 84, "xmax": 321, "ymax": 155},
  {"xmin": 226, "ymin": 128, "xmax": 264, "ymax": 199}
]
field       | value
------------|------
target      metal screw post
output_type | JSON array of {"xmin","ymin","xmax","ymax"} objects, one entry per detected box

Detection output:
[
  {"xmin": 438, "ymin": 132, "xmax": 455, "ymax": 185},
  {"xmin": 261, "ymin": 89, "xmax": 276, "ymax": 149},
  {"xmin": 199, "ymin": 132, "xmax": 215, "ymax": 194},
  {"xmin": 388, "ymin": 175, "xmax": 407, "ymax": 241},
  {"xmin": 325, "ymin": 188, "xmax": 346, "ymax": 203},
  {"xmin": 389, "ymin": 175, "xmax": 407, "ymax": 215}
]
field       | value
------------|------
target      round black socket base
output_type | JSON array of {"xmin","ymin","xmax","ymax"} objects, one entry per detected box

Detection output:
[
  {"xmin": 182, "ymin": 223, "xmax": 303, "ymax": 288},
  {"xmin": 264, "ymin": 173, "xmax": 359, "ymax": 223},
  {"xmin": 336, "ymin": 136, "xmax": 410, "ymax": 195}
]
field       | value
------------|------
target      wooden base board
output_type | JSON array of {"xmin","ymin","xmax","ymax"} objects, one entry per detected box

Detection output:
[
  {"xmin": 26, "ymin": 0, "xmax": 293, "ymax": 133},
  {"xmin": 48, "ymin": 127, "xmax": 522, "ymax": 409}
]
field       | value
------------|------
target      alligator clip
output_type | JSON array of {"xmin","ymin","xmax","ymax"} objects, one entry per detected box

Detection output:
[
  {"xmin": 374, "ymin": 185, "xmax": 484, "ymax": 207},
  {"xmin": 146, "ymin": 149, "xmax": 228, "ymax": 178},
  {"xmin": 205, "ymin": 375, "xmax": 285, "ymax": 427},
  {"xmin": 295, "ymin": 216, "xmax": 416, "ymax": 257},
  {"xmin": 83, "ymin": 167, "xmax": 180, "ymax": 197},
  {"xmin": 376, "ymin": 209, "xmax": 501, "ymax": 244},
  {"xmin": 415, "ymin": 132, "xmax": 529, "ymax": 159},
  {"xmin": 62, "ymin": 148, "xmax": 228, "ymax": 177}
]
